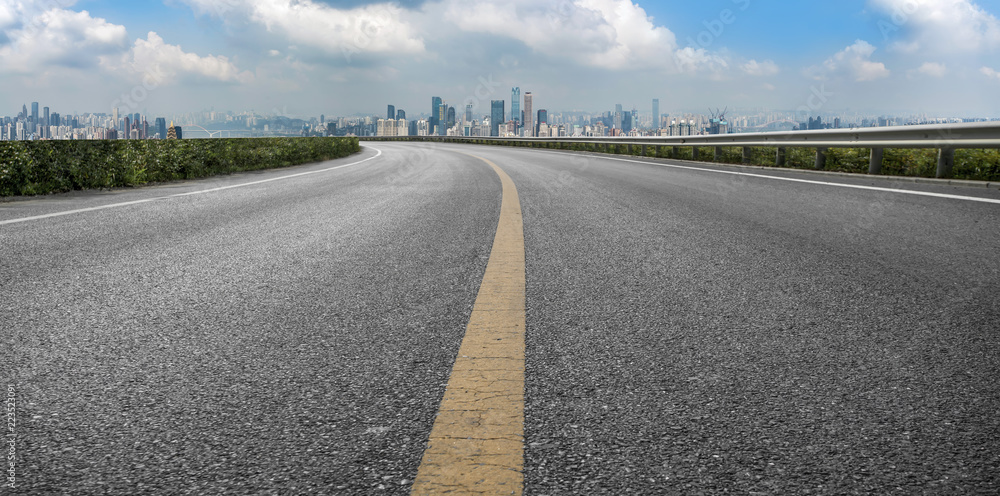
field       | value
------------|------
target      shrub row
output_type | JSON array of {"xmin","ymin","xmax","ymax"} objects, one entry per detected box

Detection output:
[
  {"xmin": 0, "ymin": 137, "xmax": 361, "ymax": 197},
  {"xmin": 364, "ymin": 137, "xmax": 1000, "ymax": 182}
]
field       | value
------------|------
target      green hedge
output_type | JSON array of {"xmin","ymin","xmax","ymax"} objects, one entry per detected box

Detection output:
[{"xmin": 0, "ymin": 137, "xmax": 361, "ymax": 197}]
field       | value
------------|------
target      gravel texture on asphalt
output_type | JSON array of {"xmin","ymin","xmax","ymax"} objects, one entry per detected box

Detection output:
[
  {"xmin": 457, "ymin": 144, "xmax": 1000, "ymax": 495},
  {"xmin": 3, "ymin": 142, "xmax": 999, "ymax": 494},
  {"xmin": 3, "ymin": 146, "xmax": 499, "ymax": 494}
]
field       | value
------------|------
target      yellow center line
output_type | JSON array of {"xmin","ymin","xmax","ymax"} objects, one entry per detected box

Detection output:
[{"xmin": 411, "ymin": 154, "xmax": 526, "ymax": 495}]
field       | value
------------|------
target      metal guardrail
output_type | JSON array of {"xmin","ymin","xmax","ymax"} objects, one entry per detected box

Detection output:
[{"xmin": 362, "ymin": 122, "xmax": 1000, "ymax": 178}]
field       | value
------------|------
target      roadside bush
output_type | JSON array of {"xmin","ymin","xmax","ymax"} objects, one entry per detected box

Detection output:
[{"xmin": 0, "ymin": 137, "xmax": 360, "ymax": 197}]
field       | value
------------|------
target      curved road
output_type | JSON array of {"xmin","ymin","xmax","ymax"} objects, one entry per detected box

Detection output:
[{"xmin": 3, "ymin": 142, "xmax": 999, "ymax": 494}]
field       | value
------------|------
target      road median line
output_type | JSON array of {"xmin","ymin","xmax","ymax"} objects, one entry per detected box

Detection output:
[{"xmin": 411, "ymin": 154, "xmax": 526, "ymax": 495}]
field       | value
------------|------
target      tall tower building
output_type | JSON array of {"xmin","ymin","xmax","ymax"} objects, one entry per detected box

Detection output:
[
  {"xmin": 155, "ymin": 118, "xmax": 167, "ymax": 139},
  {"xmin": 396, "ymin": 109, "xmax": 405, "ymax": 120},
  {"xmin": 523, "ymin": 92, "xmax": 533, "ymax": 137},
  {"xmin": 431, "ymin": 96, "xmax": 442, "ymax": 133},
  {"xmin": 652, "ymin": 99, "xmax": 660, "ymax": 130},
  {"xmin": 511, "ymin": 87, "xmax": 521, "ymax": 126},
  {"xmin": 387, "ymin": 104, "xmax": 395, "ymax": 120},
  {"xmin": 490, "ymin": 100, "xmax": 505, "ymax": 137},
  {"xmin": 438, "ymin": 102, "xmax": 448, "ymax": 136},
  {"xmin": 43, "ymin": 107, "xmax": 50, "ymax": 128},
  {"xmin": 113, "ymin": 107, "xmax": 119, "ymax": 130},
  {"xmin": 613, "ymin": 104, "xmax": 622, "ymax": 131}
]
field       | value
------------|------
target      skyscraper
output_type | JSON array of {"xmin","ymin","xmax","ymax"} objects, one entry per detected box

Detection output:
[
  {"xmin": 155, "ymin": 118, "xmax": 167, "ymax": 140},
  {"xmin": 613, "ymin": 104, "xmax": 622, "ymax": 131},
  {"xmin": 397, "ymin": 109, "xmax": 405, "ymax": 120},
  {"xmin": 31, "ymin": 102, "xmax": 38, "ymax": 123},
  {"xmin": 388, "ymin": 105, "xmax": 395, "ymax": 120},
  {"xmin": 523, "ymin": 92, "xmax": 533, "ymax": 137},
  {"xmin": 431, "ymin": 96, "xmax": 442, "ymax": 133},
  {"xmin": 652, "ymin": 99, "xmax": 660, "ymax": 130},
  {"xmin": 464, "ymin": 104, "xmax": 473, "ymax": 123},
  {"xmin": 490, "ymin": 100, "xmax": 505, "ymax": 137},
  {"xmin": 43, "ymin": 107, "xmax": 49, "ymax": 128},
  {"xmin": 438, "ymin": 102, "xmax": 448, "ymax": 136},
  {"xmin": 113, "ymin": 107, "xmax": 119, "ymax": 130},
  {"xmin": 511, "ymin": 87, "xmax": 521, "ymax": 126},
  {"xmin": 447, "ymin": 106, "xmax": 456, "ymax": 130}
]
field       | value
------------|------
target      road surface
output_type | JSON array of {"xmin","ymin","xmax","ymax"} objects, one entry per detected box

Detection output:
[{"xmin": 3, "ymin": 142, "xmax": 999, "ymax": 494}]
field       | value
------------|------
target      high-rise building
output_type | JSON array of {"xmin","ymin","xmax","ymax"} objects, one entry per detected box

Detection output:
[
  {"xmin": 397, "ymin": 109, "xmax": 405, "ymax": 120},
  {"xmin": 523, "ymin": 92, "xmax": 533, "ymax": 137},
  {"xmin": 155, "ymin": 118, "xmax": 167, "ymax": 139},
  {"xmin": 613, "ymin": 104, "xmax": 622, "ymax": 131},
  {"xmin": 490, "ymin": 100, "xmax": 505, "ymax": 137},
  {"xmin": 43, "ymin": 107, "xmax": 49, "ymax": 128},
  {"xmin": 537, "ymin": 109, "xmax": 547, "ymax": 125},
  {"xmin": 431, "ymin": 96, "xmax": 442, "ymax": 133},
  {"xmin": 388, "ymin": 105, "xmax": 395, "ymax": 120},
  {"xmin": 652, "ymin": 99, "xmax": 660, "ymax": 130},
  {"xmin": 464, "ymin": 104, "xmax": 473, "ymax": 124},
  {"xmin": 438, "ymin": 102, "xmax": 448, "ymax": 136},
  {"xmin": 447, "ymin": 106, "xmax": 456, "ymax": 130},
  {"xmin": 31, "ymin": 102, "xmax": 38, "ymax": 123},
  {"xmin": 511, "ymin": 87, "xmax": 521, "ymax": 126},
  {"xmin": 113, "ymin": 107, "xmax": 119, "ymax": 130}
]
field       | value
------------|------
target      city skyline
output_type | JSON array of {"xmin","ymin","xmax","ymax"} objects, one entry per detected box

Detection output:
[{"xmin": 1, "ymin": 1, "xmax": 1000, "ymax": 119}]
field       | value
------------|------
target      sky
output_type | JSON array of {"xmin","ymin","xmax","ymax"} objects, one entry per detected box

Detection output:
[{"xmin": 2, "ymin": 0, "xmax": 1000, "ymax": 119}]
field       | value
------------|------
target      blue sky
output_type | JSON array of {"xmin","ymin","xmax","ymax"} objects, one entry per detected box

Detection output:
[{"xmin": 2, "ymin": 0, "xmax": 1000, "ymax": 118}]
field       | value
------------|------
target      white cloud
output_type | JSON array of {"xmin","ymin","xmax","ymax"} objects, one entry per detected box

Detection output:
[
  {"xmin": 742, "ymin": 59, "xmax": 779, "ymax": 76},
  {"xmin": 180, "ymin": 0, "xmax": 425, "ymax": 57},
  {"xmin": 104, "ymin": 31, "xmax": 253, "ymax": 84},
  {"xmin": 441, "ymin": 0, "xmax": 678, "ymax": 71},
  {"xmin": 0, "ymin": 7, "xmax": 127, "ymax": 73},
  {"xmin": 673, "ymin": 46, "xmax": 729, "ymax": 75},
  {"xmin": 807, "ymin": 40, "xmax": 890, "ymax": 82},
  {"xmin": 915, "ymin": 61, "xmax": 947, "ymax": 77},
  {"xmin": 981, "ymin": 66, "xmax": 1000, "ymax": 81},
  {"xmin": 870, "ymin": 0, "xmax": 1000, "ymax": 53},
  {"xmin": 0, "ymin": 2, "xmax": 18, "ymax": 30}
]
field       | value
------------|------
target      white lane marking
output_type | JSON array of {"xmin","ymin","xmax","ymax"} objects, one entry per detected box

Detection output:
[
  {"xmin": 0, "ymin": 147, "xmax": 383, "ymax": 226},
  {"xmin": 523, "ymin": 148, "xmax": 1000, "ymax": 205}
]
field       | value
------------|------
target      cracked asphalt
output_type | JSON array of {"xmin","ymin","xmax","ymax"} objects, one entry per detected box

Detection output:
[{"xmin": 3, "ymin": 142, "xmax": 999, "ymax": 494}]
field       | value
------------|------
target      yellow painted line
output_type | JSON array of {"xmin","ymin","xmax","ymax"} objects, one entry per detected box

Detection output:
[{"xmin": 411, "ymin": 155, "xmax": 526, "ymax": 495}]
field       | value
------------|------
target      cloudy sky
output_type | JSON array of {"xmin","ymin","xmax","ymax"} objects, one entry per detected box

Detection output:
[{"xmin": 2, "ymin": 0, "xmax": 1000, "ymax": 119}]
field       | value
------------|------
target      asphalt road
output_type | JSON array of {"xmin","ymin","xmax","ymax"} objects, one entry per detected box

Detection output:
[{"xmin": 3, "ymin": 142, "xmax": 999, "ymax": 494}]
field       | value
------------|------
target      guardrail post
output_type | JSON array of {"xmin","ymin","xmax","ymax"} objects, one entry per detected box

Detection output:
[
  {"xmin": 936, "ymin": 147, "xmax": 955, "ymax": 178},
  {"xmin": 626, "ymin": 144, "xmax": 632, "ymax": 155},
  {"xmin": 671, "ymin": 146, "xmax": 679, "ymax": 159},
  {"xmin": 814, "ymin": 148, "xmax": 828, "ymax": 170},
  {"xmin": 603, "ymin": 143, "xmax": 609, "ymax": 153},
  {"xmin": 742, "ymin": 147, "xmax": 752, "ymax": 165},
  {"xmin": 641, "ymin": 144, "xmax": 648, "ymax": 157},
  {"xmin": 654, "ymin": 145, "xmax": 660, "ymax": 158},
  {"xmin": 776, "ymin": 147, "xmax": 786, "ymax": 166},
  {"xmin": 869, "ymin": 148, "xmax": 884, "ymax": 175},
  {"xmin": 714, "ymin": 146, "xmax": 723, "ymax": 161}
]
